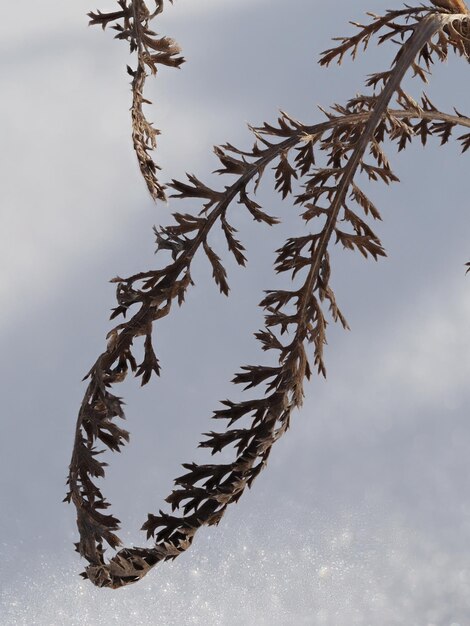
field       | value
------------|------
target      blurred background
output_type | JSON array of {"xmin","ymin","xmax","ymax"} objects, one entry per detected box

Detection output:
[{"xmin": 1, "ymin": 1, "xmax": 470, "ymax": 624}]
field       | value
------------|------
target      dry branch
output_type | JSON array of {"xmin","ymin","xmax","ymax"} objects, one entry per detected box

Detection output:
[
  {"xmin": 67, "ymin": 3, "xmax": 470, "ymax": 588},
  {"xmin": 88, "ymin": 0, "xmax": 183, "ymax": 200}
]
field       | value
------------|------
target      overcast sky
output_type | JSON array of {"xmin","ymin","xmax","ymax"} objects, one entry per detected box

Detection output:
[{"xmin": 2, "ymin": 1, "xmax": 470, "ymax": 624}]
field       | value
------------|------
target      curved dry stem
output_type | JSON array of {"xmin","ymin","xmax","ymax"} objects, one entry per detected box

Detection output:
[
  {"xmin": 68, "ymin": 111, "xmax": 470, "ymax": 588},
  {"xmin": 67, "ymin": 7, "xmax": 470, "ymax": 588}
]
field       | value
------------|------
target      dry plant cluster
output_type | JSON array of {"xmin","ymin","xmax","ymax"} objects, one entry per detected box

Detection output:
[{"xmin": 66, "ymin": 0, "xmax": 470, "ymax": 588}]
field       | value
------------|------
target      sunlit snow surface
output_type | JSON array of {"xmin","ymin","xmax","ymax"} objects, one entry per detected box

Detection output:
[{"xmin": 2, "ymin": 509, "xmax": 470, "ymax": 626}]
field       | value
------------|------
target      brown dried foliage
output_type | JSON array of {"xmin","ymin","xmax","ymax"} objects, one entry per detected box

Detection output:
[
  {"xmin": 67, "ymin": 2, "xmax": 470, "ymax": 588},
  {"xmin": 88, "ymin": 0, "xmax": 184, "ymax": 200}
]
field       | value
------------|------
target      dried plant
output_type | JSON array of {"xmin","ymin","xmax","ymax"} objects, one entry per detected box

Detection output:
[
  {"xmin": 66, "ymin": 1, "xmax": 470, "ymax": 588},
  {"xmin": 88, "ymin": 1, "xmax": 184, "ymax": 200}
]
